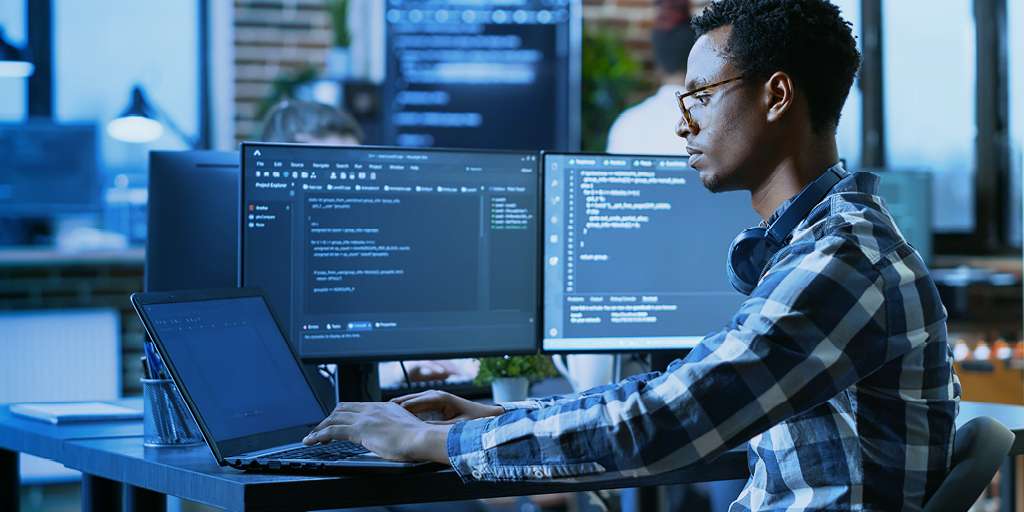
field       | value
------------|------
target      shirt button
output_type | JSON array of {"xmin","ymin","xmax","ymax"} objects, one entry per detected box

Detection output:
[
  {"xmin": 471, "ymin": 470, "xmax": 482, "ymax": 480},
  {"xmin": 533, "ymin": 469, "xmax": 544, "ymax": 478}
]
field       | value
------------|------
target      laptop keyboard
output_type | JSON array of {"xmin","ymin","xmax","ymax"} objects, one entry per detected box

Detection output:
[{"xmin": 270, "ymin": 441, "xmax": 371, "ymax": 461}]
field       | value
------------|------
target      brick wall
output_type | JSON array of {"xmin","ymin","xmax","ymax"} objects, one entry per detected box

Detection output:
[
  {"xmin": 0, "ymin": 254, "xmax": 146, "ymax": 396},
  {"xmin": 232, "ymin": 0, "xmax": 709, "ymax": 143},
  {"xmin": 234, "ymin": 0, "xmax": 334, "ymax": 142}
]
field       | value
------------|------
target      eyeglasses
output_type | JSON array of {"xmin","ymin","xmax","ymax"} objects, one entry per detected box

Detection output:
[{"xmin": 675, "ymin": 75, "xmax": 745, "ymax": 131}]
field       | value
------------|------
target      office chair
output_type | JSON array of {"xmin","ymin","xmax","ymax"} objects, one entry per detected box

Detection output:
[{"xmin": 923, "ymin": 416, "xmax": 1015, "ymax": 512}]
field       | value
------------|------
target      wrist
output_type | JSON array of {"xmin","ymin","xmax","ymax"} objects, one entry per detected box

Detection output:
[{"xmin": 415, "ymin": 423, "xmax": 453, "ymax": 464}]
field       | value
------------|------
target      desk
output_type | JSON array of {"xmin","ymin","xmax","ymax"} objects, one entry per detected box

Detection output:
[{"xmin": 2, "ymin": 401, "xmax": 1022, "ymax": 512}]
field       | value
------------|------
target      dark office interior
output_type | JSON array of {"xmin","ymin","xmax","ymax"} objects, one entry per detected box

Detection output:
[{"xmin": 1, "ymin": 0, "xmax": 1023, "ymax": 511}]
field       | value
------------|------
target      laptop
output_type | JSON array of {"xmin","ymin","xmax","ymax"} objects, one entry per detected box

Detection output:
[{"xmin": 130, "ymin": 288, "xmax": 432, "ymax": 473}]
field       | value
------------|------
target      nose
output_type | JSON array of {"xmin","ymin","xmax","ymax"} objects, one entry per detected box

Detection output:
[{"xmin": 676, "ymin": 116, "xmax": 694, "ymax": 139}]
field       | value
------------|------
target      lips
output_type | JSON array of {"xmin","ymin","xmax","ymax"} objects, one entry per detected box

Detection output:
[
  {"xmin": 687, "ymin": 154, "xmax": 703, "ymax": 169},
  {"xmin": 685, "ymin": 146, "xmax": 704, "ymax": 168}
]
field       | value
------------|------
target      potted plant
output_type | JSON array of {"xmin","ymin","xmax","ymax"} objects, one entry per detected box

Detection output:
[
  {"xmin": 581, "ymin": 26, "xmax": 647, "ymax": 151},
  {"xmin": 476, "ymin": 355, "xmax": 557, "ymax": 403},
  {"xmin": 325, "ymin": 0, "xmax": 352, "ymax": 79}
]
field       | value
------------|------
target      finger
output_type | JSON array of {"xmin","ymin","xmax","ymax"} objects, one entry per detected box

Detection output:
[
  {"xmin": 391, "ymin": 391, "xmax": 430, "ymax": 404},
  {"xmin": 398, "ymin": 395, "xmax": 445, "ymax": 413},
  {"xmin": 308, "ymin": 424, "xmax": 354, "ymax": 445},
  {"xmin": 334, "ymin": 402, "xmax": 368, "ymax": 413},
  {"xmin": 309, "ymin": 411, "xmax": 357, "ymax": 436}
]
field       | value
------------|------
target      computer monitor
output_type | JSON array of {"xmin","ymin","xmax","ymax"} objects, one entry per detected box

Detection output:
[
  {"xmin": 240, "ymin": 142, "xmax": 541, "ymax": 361},
  {"xmin": 872, "ymin": 170, "xmax": 933, "ymax": 265},
  {"xmin": 146, "ymin": 151, "xmax": 240, "ymax": 292},
  {"xmin": 542, "ymin": 153, "xmax": 760, "ymax": 352},
  {"xmin": 0, "ymin": 121, "xmax": 99, "ymax": 216},
  {"xmin": 371, "ymin": 0, "xmax": 581, "ymax": 150}
]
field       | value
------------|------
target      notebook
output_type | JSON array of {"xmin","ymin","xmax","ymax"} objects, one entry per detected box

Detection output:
[{"xmin": 10, "ymin": 402, "xmax": 142, "ymax": 424}]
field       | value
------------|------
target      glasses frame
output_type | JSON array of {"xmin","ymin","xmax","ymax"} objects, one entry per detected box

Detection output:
[{"xmin": 675, "ymin": 75, "xmax": 745, "ymax": 131}]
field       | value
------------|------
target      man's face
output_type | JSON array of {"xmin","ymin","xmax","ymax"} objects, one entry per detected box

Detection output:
[{"xmin": 677, "ymin": 26, "xmax": 770, "ymax": 193}]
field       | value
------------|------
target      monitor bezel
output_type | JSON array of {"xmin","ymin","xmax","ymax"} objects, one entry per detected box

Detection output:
[
  {"xmin": 239, "ymin": 142, "xmax": 544, "ymax": 362},
  {"xmin": 539, "ymin": 150, "xmax": 719, "ymax": 354},
  {"xmin": 130, "ymin": 287, "xmax": 331, "ymax": 463}
]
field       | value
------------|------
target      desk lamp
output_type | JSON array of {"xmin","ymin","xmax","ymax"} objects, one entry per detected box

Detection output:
[
  {"xmin": 107, "ymin": 84, "xmax": 197, "ymax": 147},
  {"xmin": 0, "ymin": 28, "xmax": 33, "ymax": 78}
]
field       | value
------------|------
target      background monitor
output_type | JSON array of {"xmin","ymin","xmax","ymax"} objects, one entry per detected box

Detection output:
[
  {"xmin": 240, "ymin": 143, "xmax": 541, "ymax": 361},
  {"xmin": 146, "ymin": 151, "xmax": 240, "ymax": 292},
  {"xmin": 872, "ymin": 170, "xmax": 933, "ymax": 266},
  {"xmin": 0, "ymin": 121, "xmax": 99, "ymax": 217},
  {"xmin": 364, "ymin": 0, "xmax": 580, "ymax": 151},
  {"xmin": 542, "ymin": 153, "xmax": 759, "ymax": 352}
]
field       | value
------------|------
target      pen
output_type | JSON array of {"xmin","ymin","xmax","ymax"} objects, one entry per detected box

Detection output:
[{"xmin": 143, "ymin": 341, "xmax": 167, "ymax": 379}]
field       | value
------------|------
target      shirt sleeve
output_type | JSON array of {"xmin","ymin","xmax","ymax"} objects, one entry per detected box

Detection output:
[
  {"xmin": 448, "ymin": 234, "xmax": 908, "ymax": 483},
  {"xmin": 497, "ymin": 371, "xmax": 663, "ymax": 412}
]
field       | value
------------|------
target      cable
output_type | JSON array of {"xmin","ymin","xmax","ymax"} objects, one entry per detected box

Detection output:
[{"xmin": 399, "ymin": 361, "xmax": 412, "ymax": 388}]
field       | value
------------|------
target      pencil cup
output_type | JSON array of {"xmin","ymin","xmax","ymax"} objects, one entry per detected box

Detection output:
[{"xmin": 142, "ymin": 378, "xmax": 203, "ymax": 447}]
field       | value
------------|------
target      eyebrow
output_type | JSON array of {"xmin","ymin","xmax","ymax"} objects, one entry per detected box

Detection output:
[{"xmin": 683, "ymin": 77, "xmax": 709, "ymax": 91}]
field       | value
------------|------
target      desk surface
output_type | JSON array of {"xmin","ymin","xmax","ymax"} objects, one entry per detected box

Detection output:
[
  {"xmin": 2, "ymin": 400, "xmax": 1022, "ymax": 512},
  {"xmin": 0, "ymin": 398, "xmax": 142, "ymax": 459}
]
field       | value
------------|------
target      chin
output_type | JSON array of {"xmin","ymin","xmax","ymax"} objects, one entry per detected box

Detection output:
[{"xmin": 698, "ymin": 169, "xmax": 726, "ymax": 193}]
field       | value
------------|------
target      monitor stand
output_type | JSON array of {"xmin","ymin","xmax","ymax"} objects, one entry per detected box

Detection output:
[{"xmin": 336, "ymin": 362, "xmax": 381, "ymax": 403}]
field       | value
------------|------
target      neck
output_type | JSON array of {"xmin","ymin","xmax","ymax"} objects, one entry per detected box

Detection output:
[{"xmin": 750, "ymin": 136, "xmax": 840, "ymax": 220}]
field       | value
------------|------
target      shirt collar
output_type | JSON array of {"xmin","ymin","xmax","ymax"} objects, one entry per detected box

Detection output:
[{"xmin": 761, "ymin": 162, "xmax": 849, "ymax": 227}]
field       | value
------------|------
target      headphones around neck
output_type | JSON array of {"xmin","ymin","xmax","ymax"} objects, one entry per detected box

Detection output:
[{"xmin": 726, "ymin": 165, "xmax": 846, "ymax": 295}]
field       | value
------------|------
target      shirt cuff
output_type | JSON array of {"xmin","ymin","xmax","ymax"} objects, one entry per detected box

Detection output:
[
  {"xmin": 495, "ymin": 399, "xmax": 543, "ymax": 412},
  {"xmin": 446, "ymin": 416, "xmax": 494, "ymax": 482}
]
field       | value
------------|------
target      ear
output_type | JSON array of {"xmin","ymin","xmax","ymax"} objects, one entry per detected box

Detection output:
[{"xmin": 762, "ymin": 71, "xmax": 795, "ymax": 124}]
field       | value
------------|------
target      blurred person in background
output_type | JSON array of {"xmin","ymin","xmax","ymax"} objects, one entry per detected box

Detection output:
[
  {"xmin": 606, "ymin": 0, "xmax": 696, "ymax": 155},
  {"xmin": 261, "ymin": 98, "xmax": 364, "ymax": 145}
]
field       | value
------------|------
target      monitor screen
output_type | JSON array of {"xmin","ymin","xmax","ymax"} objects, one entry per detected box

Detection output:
[
  {"xmin": 373, "ymin": 0, "xmax": 580, "ymax": 150},
  {"xmin": 241, "ymin": 143, "xmax": 540, "ymax": 361},
  {"xmin": 0, "ymin": 121, "xmax": 99, "ymax": 216},
  {"xmin": 542, "ymin": 153, "xmax": 759, "ymax": 352},
  {"xmin": 140, "ymin": 295, "xmax": 325, "ymax": 444}
]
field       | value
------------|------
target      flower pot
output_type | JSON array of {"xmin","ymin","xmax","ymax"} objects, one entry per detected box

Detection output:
[{"xmin": 491, "ymin": 377, "xmax": 529, "ymax": 403}]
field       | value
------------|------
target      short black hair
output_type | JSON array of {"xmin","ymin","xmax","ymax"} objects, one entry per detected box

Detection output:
[{"xmin": 692, "ymin": 0, "xmax": 860, "ymax": 133}]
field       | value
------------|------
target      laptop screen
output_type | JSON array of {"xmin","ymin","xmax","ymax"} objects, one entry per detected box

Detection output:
[{"xmin": 141, "ymin": 295, "xmax": 325, "ymax": 443}]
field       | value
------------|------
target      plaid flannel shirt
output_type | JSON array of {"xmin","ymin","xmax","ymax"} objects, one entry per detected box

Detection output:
[{"xmin": 447, "ymin": 170, "xmax": 960, "ymax": 511}]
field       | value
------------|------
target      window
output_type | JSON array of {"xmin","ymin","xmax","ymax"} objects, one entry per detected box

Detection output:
[
  {"xmin": 882, "ymin": 0, "xmax": 976, "ymax": 233},
  {"xmin": 831, "ymin": 0, "xmax": 862, "ymax": 171},
  {"xmin": 1009, "ymin": 0, "xmax": 1023, "ymax": 247}
]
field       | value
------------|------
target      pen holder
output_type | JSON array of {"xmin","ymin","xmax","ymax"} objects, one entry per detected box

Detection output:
[{"xmin": 141, "ymin": 378, "xmax": 203, "ymax": 447}]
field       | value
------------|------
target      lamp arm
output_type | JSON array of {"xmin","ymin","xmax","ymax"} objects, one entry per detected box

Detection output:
[{"xmin": 149, "ymin": 98, "xmax": 200, "ymax": 149}]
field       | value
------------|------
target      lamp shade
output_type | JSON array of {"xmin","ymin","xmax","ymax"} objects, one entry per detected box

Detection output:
[
  {"xmin": 0, "ymin": 28, "xmax": 33, "ymax": 79},
  {"xmin": 107, "ymin": 86, "xmax": 164, "ymax": 143}
]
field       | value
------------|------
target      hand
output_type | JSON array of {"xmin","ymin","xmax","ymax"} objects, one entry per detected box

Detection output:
[
  {"xmin": 302, "ymin": 402, "xmax": 452, "ymax": 464},
  {"xmin": 407, "ymin": 361, "xmax": 452, "ymax": 382},
  {"xmin": 391, "ymin": 389, "xmax": 504, "ymax": 424}
]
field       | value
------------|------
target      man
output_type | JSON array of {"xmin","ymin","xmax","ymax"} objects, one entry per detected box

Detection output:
[
  {"xmin": 260, "ymin": 98, "xmax": 363, "ymax": 145},
  {"xmin": 607, "ymin": 0, "xmax": 698, "ymax": 155},
  {"xmin": 302, "ymin": 1, "xmax": 960, "ymax": 510}
]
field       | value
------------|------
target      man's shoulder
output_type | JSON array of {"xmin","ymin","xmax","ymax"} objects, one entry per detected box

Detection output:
[{"xmin": 795, "ymin": 182, "xmax": 910, "ymax": 267}]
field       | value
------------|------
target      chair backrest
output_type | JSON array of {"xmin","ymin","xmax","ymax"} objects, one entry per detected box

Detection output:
[{"xmin": 923, "ymin": 416, "xmax": 1015, "ymax": 512}]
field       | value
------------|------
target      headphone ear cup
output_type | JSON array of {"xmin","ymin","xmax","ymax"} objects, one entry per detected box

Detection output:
[{"xmin": 727, "ymin": 228, "xmax": 771, "ymax": 295}]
